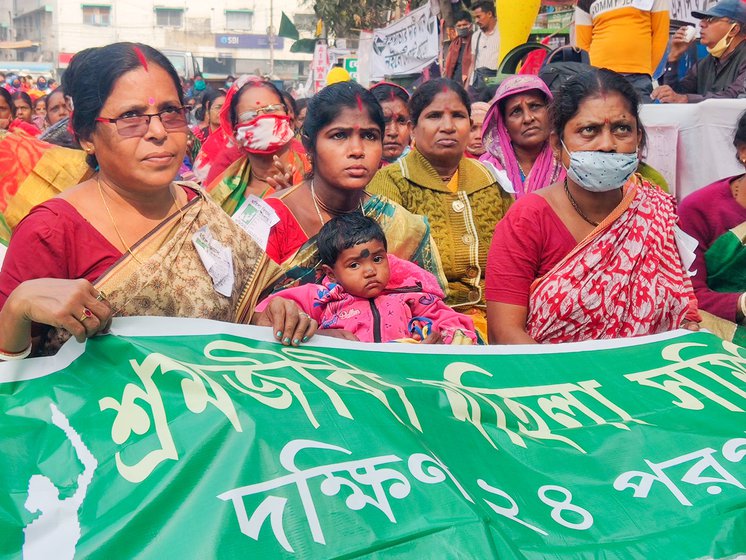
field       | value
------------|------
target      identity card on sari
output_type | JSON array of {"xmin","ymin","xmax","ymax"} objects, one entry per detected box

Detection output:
[
  {"xmin": 192, "ymin": 226, "xmax": 235, "ymax": 297},
  {"xmin": 232, "ymin": 195, "xmax": 279, "ymax": 250}
]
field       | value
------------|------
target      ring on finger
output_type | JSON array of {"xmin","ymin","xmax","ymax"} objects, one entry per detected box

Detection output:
[
  {"xmin": 95, "ymin": 290, "xmax": 107, "ymax": 302},
  {"xmin": 299, "ymin": 312, "xmax": 310, "ymax": 320},
  {"xmin": 79, "ymin": 308, "xmax": 93, "ymax": 322}
]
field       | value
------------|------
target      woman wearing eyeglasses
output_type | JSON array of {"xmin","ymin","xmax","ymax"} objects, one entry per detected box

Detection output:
[
  {"xmin": 195, "ymin": 76, "xmax": 311, "ymax": 215},
  {"xmin": 0, "ymin": 43, "xmax": 317, "ymax": 359}
]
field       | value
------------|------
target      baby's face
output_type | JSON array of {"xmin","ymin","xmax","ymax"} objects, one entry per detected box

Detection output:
[{"xmin": 329, "ymin": 240, "xmax": 390, "ymax": 298}]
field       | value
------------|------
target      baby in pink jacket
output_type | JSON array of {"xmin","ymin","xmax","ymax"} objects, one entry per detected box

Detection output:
[{"xmin": 257, "ymin": 213, "xmax": 476, "ymax": 344}]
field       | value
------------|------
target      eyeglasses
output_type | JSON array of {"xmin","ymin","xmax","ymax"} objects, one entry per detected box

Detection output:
[
  {"xmin": 700, "ymin": 16, "xmax": 731, "ymax": 24},
  {"xmin": 238, "ymin": 103, "xmax": 286, "ymax": 123},
  {"xmin": 95, "ymin": 106, "xmax": 189, "ymax": 137}
]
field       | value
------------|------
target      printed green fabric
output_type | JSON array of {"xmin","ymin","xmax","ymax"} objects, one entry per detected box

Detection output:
[
  {"xmin": 1, "ymin": 318, "xmax": 746, "ymax": 558},
  {"xmin": 206, "ymin": 157, "xmax": 256, "ymax": 216},
  {"xmin": 705, "ymin": 221, "xmax": 746, "ymax": 293},
  {"xmin": 367, "ymin": 149, "xmax": 514, "ymax": 309}
]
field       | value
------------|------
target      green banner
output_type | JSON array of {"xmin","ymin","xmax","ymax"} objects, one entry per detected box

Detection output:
[{"xmin": 2, "ymin": 318, "xmax": 746, "ymax": 559}]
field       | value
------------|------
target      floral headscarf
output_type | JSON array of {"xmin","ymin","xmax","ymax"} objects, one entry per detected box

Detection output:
[{"xmin": 480, "ymin": 74, "xmax": 564, "ymax": 198}]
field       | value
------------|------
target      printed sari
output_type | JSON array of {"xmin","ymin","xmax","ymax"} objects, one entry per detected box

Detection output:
[
  {"xmin": 527, "ymin": 175, "xmax": 699, "ymax": 344},
  {"xmin": 39, "ymin": 187, "xmax": 277, "ymax": 355},
  {"xmin": 206, "ymin": 144, "xmax": 310, "ymax": 216},
  {"xmin": 700, "ymin": 221, "xmax": 746, "ymax": 346},
  {"xmin": 258, "ymin": 189, "xmax": 446, "ymax": 302}
]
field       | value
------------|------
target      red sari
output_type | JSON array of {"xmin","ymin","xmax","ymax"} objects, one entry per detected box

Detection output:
[{"xmin": 527, "ymin": 176, "xmax": 700, "ymax": 343}]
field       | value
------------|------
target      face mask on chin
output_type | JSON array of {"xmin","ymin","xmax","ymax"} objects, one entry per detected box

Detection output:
[
  {"xmin": 707, "ymin": 23, "xmax": 738, "ymax": 57},
  {"xmin": 235, "ymin": 114, "xmax": 295, "ymax": 155},
  {"xmin": 456, "ymin": 27, "xmax": 471, "ymax": 38},
  {"xmin": 561, "ymin": 140, "xmax": 639, "ymax": 193}
]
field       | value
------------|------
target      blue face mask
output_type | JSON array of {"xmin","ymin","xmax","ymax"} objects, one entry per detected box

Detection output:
[
  {"xmin": 194, "ymin": 80, "xmax": 206, "ymax": 92},
  {"xmin": 561, "ymin": 140, "xmax": 638, "ymax": 192}
]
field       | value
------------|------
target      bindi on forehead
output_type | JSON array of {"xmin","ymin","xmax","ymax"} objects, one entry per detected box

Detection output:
[
  {"xmin": 148, "ymin": 97, "xmax": 155, "ymax": 105},
  {"xmin": 358, "ymin": 248, "xmax": 371, "ymax": 258}
]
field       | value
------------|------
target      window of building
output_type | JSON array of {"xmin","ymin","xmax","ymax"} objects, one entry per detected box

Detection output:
[
  {"xmin": 225, "ymin": 10, "xmax": 253, "ymax": 30},
  {"xmin": 81, "ymin": 5, "xmax": 111, "ymax": 26},
  {"xmin": 155, "ymin": 8, "xmax": 183, "ymax": 27}
]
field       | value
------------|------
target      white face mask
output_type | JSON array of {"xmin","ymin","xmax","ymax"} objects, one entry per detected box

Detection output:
[
  {"xmin": 234, "ymin": 114, "xmax": 294, "ymax": 155},
  {"xmin": 561, "ymin": 140, "xmax": 638, "ymax": 192}
]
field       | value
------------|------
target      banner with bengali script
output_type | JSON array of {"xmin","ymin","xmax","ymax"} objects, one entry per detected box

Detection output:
[
  {"xmin": 370, "ymin": 4, "xmax": 438, "ymax": 79},
  {"xmin": 671, "ymin": 0, "xmax": 718, "ymax": 23},
  {"xmin": 1, "ymin": 317, "xmax": 746, "ymax": 559}
]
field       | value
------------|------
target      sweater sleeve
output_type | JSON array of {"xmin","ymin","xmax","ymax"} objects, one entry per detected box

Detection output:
[
  {"xmin": 408, "ymin": 295, "xmax": 477, "ymax": 343},
  {"xmin": 678, "ymin": 195, "xmax": 742, "ymax": 322},
  {"xmin": 650, "ymin": 2, "xmax": 670, "ymax": 71},
  {"xmin": 662, "ymin": 60, "xmax": 699, "ymax": 95},
  {"xmin": 574, "ymin": 4, "xmax": 592, "ymax": 52},
  {"xmin": 254, "ymin": 283, "xmax": 324, "ymax": 322}
]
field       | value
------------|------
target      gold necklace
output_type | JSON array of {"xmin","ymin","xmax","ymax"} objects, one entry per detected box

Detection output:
[
  {"xmin": 564, "ymin": 178, "xmax": 599, "ymax": 227},
  {"xmin": 98, "ymin": 177, "xmax": 183, "ymax": 263},
  {"xmin": 310, "ymin": 180, "xmax": 365, "ymax": 227}
]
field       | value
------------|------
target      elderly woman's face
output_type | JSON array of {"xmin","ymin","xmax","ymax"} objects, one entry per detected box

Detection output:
[
  {"xmin": 558, "ymin": 92, "xmax": 640, "ymax": 165},
  {"xmin": 14, "ymin": 98, "xmax": 32, "ymax": 122},
  {"xmin": 413, "ymin": 90, "xmax": 470, "ymax": 164},
  {"xmin": 502, "ymin": 91, "xmax": 549, "ymax": 152},
  {"xmin": 88, "ymin": 65, "xmax": 187, "ymax": 192},
  {"xmin": 0, "ymin": 96, "xmax": 12, "ymax": 129},
  {"xmin": 467, "ymin": 108, "xmax": 486, "ymax": 156},
  {"xmin": 380, "ymin": 97, "xmax": 411, "ymax": 161}
]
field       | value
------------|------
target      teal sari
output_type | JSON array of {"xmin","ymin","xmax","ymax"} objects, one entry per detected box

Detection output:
[{"xmin": 259, "ymin": 193, "xmax": 447, "ymax": 302}]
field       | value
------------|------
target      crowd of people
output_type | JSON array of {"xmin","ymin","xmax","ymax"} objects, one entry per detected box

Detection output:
[{"xmin": 1, "ymin": 0, "xmax": 746, "ymax": 360}]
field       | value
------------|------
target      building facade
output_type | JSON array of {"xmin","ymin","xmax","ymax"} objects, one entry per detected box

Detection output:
[{"xmin": 8, "ymin": 0, "xmax": 314, "ymax": 80}]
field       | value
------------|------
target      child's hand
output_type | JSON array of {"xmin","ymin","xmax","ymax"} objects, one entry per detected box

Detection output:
[{"xmin": 421, "ymin": 331, "xmax": 443, "ymax": 344}]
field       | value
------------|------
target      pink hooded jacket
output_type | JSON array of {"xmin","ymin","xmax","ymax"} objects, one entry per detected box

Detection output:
[{"xmin": 257, "ymin": 255, "xmax": 477, "ymax": 343}]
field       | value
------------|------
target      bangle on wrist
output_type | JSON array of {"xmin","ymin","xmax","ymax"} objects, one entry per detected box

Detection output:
[
  {"xmin": 0, "ymin": 340, "xmax": 32, "ymax": 361},
  {"xmin": 738, "ymin": 293, "xmax": 746, "ymax": 322}
]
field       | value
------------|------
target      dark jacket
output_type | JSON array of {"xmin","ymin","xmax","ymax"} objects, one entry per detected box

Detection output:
[{"xmin": 661, "ymin": 40, "xmax": 746, "ymax": 102}]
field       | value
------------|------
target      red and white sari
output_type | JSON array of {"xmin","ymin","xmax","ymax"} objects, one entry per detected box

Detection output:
[{"xmin": 527, "ymin": 175, "xmax": 700, "ymax": 344}]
